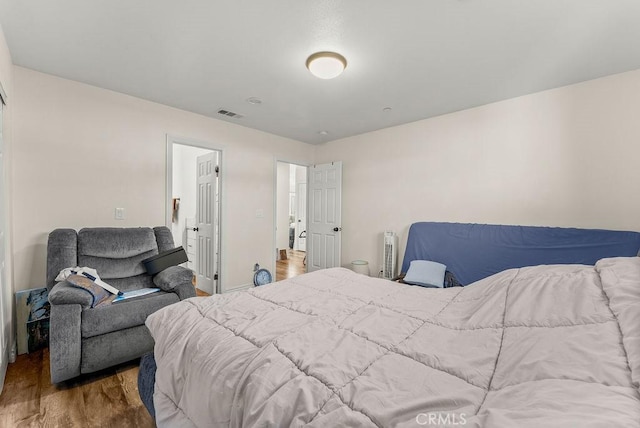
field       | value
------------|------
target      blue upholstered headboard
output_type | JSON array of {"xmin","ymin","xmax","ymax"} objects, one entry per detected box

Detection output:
[{"xmin": 401, "ymin": 222, "xmax": 640, "ymax": 285}]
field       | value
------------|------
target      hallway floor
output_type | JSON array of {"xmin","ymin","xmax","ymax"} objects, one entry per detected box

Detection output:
[{"xmin": 276, "ymin": 249, "xmax": 306, "ymax": 281}]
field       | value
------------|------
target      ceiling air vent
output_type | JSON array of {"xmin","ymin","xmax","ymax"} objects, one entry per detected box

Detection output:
[{"xmin": 217, "ymin": 109, "xmax": 244, "ymax": 119}]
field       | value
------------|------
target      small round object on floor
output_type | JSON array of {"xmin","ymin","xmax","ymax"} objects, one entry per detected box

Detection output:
[{"xmin": 253, "ymin": 267, "xmax": 272, "ymax": 286}]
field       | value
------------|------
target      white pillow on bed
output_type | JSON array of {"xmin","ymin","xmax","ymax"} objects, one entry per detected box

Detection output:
[{"xmin": 403, "ymin": 260, "xmax": 447, "ymax": 288}]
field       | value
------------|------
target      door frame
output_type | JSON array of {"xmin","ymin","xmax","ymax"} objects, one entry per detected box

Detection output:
[
  {"xmin": 272, "ymin": 158, "xmax": 309, "ymax": 278},
  {"xmin": 166, "ymin": 135, "xmax": 225, "ymax": 292}
]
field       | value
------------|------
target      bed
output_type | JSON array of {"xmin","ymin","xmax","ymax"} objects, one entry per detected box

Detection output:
[{"xmin": 140, "ymin": 222, "xmax": 640, "ymax": 427}]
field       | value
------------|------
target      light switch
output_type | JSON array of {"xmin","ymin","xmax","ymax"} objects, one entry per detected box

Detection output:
[
  {"xmin": 256, "ymin": 209, "xmax": 264, "ymax": 218},
  {"xmin": 115, "ymin": 208, "xmax": 125, "ymax": 220}
]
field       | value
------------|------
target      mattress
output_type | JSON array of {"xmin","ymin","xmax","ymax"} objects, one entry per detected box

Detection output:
[{"xmin": 146, "ymin": 258, "xmax": 640, "ymax": 427}]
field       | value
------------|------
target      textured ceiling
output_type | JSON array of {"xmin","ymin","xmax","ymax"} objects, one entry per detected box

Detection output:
[{"xmin": 1, "ymin": 0, "xmax": 640, "ymax": 144}]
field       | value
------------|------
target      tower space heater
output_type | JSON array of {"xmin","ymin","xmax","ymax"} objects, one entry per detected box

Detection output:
[{"xmin": 382, "ymin": 231, "xmax": 398, "ymax": 280}]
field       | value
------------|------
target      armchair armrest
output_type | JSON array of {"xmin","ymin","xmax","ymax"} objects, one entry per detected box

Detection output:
[
  {"xmin": 172, "ymin": 282, "xmax": 197, "ymax": 300},
  {"xmin": 48, "ymin": 281, "xmax": 93, "ymax": 309},
  {"xmin": 50, "ymin": 304, "xmax": 82, "ymax": 383},
  {"xmin": 153, "ymin": 266, "xmax": 194, "ymax": 291}
]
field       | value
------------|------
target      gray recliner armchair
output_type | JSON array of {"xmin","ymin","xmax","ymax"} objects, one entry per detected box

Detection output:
[{"xmin": 46, "ymin": 226, "xmax": 196, "ymax": 383}]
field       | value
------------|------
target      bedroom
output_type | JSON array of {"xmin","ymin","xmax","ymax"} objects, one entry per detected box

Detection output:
[{"xmin": 0, "ymin": 1, "xmax": 639, "ymax": 427}]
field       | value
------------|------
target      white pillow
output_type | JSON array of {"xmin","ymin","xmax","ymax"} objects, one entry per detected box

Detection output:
[{"xmin": 403, "ymin": 260, "xmax": 447, "ymax": 288}]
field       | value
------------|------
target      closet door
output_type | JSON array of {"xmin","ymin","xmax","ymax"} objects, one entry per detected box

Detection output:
[{"xmin": 0, "ymin": 87, "xmax": 9, "ymax": 392}]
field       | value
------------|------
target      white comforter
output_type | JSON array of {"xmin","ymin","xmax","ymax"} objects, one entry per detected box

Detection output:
[{"xmin": 146, "ymin": 257, "xmax": 640, "ymax": 427}]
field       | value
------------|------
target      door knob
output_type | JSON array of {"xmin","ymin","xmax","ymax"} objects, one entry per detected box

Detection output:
[
  {"xmin": 192, "ymin": 227, "xmax": 199, "ymax": 232},
  {"xmin": 333, "ymin": 227, "xmax": 342, "ymax": 232}
]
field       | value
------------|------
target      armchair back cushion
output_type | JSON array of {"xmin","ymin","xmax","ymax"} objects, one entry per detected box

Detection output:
[
  {"xmin": 46, "ymin": 227, "xmax": 174, "ymax": 290},
  {"xmin": 153, "ymin": 226, "xmax": 177, "ymax": 253},
  {"xmin": 46, "ymin": 229, "xmax": 78, "ymax": 290},
  {"xmin": 77, "ymin": 228, "xmax": 159, "ymax": 280}
]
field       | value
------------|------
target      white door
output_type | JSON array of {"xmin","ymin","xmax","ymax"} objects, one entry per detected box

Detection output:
[
  {"xmin": 195, "ymin": 152, "xmax": 219, "ymax": 294},
  {"xmin": 307, "ymin": 162, "xmax": 342, "ymax": 272},
  {"xmin": 295, "ymin": 181, "xmax": 307, "ymax": 252}
]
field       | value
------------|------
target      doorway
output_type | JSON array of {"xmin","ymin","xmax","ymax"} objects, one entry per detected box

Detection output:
[
  {"xmin": 167, "ymin": 138, "xmax": 222, "ymax": 295},
  {"xmin": 275, "ymin": 162, "xmax": 308, "ymax": 281}
]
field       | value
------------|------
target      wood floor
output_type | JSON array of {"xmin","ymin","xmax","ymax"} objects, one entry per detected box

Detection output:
[
  {"xmin": 0, "ymin": 264, "xmax": 315, "ymax": 427},
  {"xmin": 0, "ymin": 348, "xmax": 154, "ymax": 427},
  {"xmin": 195, "ymin": 287, "xmax": 210, "ymax": 297},
  {"xmin": 276, "ymin": 249, "xmax": 306, "ymax": 281}
]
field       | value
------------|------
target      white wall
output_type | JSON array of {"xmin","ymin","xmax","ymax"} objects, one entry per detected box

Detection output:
[
  {"xmin": 171, "ymin": 144, "xmax": 212, "ymax": 249},
  {"xmin": 12, "ymin": 67, "xmax": 315, "ymax": 292},
  {"xmin": 294, "ymin": 165, "xmax": 306, "ymax": 186},
  {"xmin": 315, "ymin": 69, "xmax": 640, "ymax": 273},
  {"xmin": 0, "ymin": 22, "xmax": 14, "ymax": 390},
  {"xmin": 275, "ymin": 162, "xmax": 290, "ymax": 253},
  {"xmin": 10, "ymin": 61, "xmax": 640, "ymax": 293}
]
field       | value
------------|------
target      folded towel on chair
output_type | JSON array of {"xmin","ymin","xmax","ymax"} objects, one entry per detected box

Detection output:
[{"xmin": 56, "ymin": 266, "xmax": 121, "ymax": 295}]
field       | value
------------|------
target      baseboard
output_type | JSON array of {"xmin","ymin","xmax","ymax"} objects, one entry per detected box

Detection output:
[
  {"xmin": 0, "ymin": 340, "xmax": 11, "ymax": 395},
  {"xmin": 9, "ymin": 341, "xmax": 16, "ymax": 363},
  {"xmin": 222, "ymin": 283, "xmax": 253, "ymax": 293},
  {"xmin": 0, "ymin": 356, "xmax": 6, "ymax": 395}
]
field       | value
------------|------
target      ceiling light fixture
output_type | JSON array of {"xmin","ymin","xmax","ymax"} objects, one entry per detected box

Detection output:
[{"xmin": 306, "ymin": 52, "xmax": 347, "ymax": 79}]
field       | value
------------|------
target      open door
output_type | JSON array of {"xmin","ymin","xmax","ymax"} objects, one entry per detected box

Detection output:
[
  {"xmin": 307, "ymin": 162, "xmax": 342, "ymax": 272},
  {"xmin": 168, "ymin": 139, "xmax": 222, "ymax": 295},
  {"xmin": 195, "ymin": 152, "xmax": 219, "ymax": 294}
]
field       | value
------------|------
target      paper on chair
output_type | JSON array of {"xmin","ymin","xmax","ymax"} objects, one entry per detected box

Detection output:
[{"xmin": 113, "ymin": 288, "xmax": 161, "ymax": 303}]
